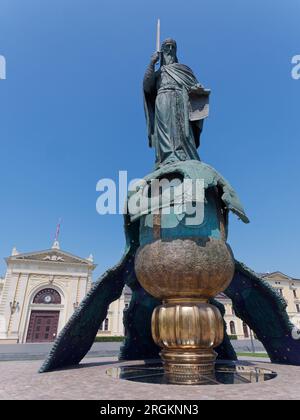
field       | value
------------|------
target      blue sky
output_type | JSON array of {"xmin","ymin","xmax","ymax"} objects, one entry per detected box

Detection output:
[{"xmin": 0, "ymin": 0, "xmax": 299, "ymax": 279}]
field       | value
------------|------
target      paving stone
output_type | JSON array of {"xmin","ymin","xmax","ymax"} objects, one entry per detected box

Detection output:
[{"xmin": 0, "ymin": 357, "xmax": 300, "ymax": 400}]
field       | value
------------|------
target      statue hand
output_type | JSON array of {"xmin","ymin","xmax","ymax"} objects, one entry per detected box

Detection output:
[
  {"xmin": 150, "ymin": 52, "xmax": 160, "ymax": 65},
  {"xmin": 190, "ymin": 84, "xmax": 203, "ymax": 92},
  {"xmin": 189, "ymin": 84, "xmax": 205, "ymax": 95}
]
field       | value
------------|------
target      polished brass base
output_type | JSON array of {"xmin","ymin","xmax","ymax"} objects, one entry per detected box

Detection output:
[
  {"xmin": 161, "ymin": 349, "xmax": 217, "ymax": 384},
  {"xmin": 135, "ymin": 237, "xmax": 234, "ymax": 385},
  {"xmin": 152, "ymin": 301, "xmax": 223, "ymax": 385}
]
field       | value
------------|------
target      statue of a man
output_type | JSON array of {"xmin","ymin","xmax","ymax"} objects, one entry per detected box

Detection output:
[{"xmin": 143, "ymin": 38, "xmax": 210, "ymax": 168}]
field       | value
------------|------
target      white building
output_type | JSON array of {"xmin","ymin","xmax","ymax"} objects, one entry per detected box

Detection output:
[
  {"xmin": 0, "ymin": 241, "xmax": 132, "ymax": 344},
  {"xmin": 217, "ymin": 271, "xmax": 300, "ymax": 339},
  {"xmin": 0, "ymin": 242, "xmax": 95, "ymax": 344},
  {"xmin": 2, "ymin": 239, "xmax": 297, "ymax": 344},
  {"xmin": 97, "ymin": 286, "xmax": 131, "ymax": 337}
]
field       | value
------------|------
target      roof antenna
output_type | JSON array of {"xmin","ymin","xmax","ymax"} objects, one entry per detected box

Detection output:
[{"xmin": 52, "ymin": 218, "xmax": 62, "ymax": 249}]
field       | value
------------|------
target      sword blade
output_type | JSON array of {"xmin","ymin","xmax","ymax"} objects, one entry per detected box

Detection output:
[{"xmin": 156, "ymin": 18, "xmax": 160, "ymax": 52}]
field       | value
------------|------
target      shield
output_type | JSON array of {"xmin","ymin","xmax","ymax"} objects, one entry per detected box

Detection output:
[{"xmin": 189, "ymin": 87, "xmax": 210, "ymax": 121}]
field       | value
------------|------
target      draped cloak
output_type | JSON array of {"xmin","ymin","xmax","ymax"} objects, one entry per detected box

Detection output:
[{"xmin": 143, "ymin": 63, "xmax": 210, "ymax": 167}]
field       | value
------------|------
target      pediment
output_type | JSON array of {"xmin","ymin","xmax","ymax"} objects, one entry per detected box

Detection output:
[
  {"xmin": 9, "ymin": 249, "xmax": 93, "ymax": 266},
  {"xmin": 261, "ymin": 271, "xmax": 291, "ymax": 281}
]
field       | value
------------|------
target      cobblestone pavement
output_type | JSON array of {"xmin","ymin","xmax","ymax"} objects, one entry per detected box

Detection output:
[{"xmin": 0, "ymin": 357, "xmax": 300, "ymax": 400}]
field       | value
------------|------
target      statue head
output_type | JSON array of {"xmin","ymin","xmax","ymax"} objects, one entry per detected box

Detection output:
[{"xmin": 161, "ymin": 38, "xmax": 178, "ymax": 65}]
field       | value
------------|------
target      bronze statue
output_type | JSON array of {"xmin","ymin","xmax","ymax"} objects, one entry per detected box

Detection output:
[
  {"xmin": 143, "ymin": 38, "xmax": 210, "ymax": 168},
  {"xmin": 39, "ymin": 30, "xmax": 300, "ymax": 383}
]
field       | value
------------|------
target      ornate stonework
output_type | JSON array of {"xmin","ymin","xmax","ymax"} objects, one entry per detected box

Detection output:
[{"xmin": 0, "ymin": 244, "xmax": 95, "ymax": 344}]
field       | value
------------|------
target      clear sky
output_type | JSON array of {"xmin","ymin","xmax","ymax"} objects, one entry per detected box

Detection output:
[{"xmin": 0, "ymin": 0, "xmax": 299, "ymax": 279}]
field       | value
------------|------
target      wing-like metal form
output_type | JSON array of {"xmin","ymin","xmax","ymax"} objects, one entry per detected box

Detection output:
[
  {"xmin": 226, "ymin": 261, "xmax": 300, "ymax": 365},
  {"xmin": 39, "ymin": 249, "xmax": 134, "ymax": 373}
]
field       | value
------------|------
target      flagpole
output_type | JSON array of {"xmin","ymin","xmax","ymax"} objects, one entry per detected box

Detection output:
[{"xmin": 54, "ymin": 218, "xmax": 62, "ymax": 243}]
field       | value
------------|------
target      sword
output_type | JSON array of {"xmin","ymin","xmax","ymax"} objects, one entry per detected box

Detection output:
[{"xmin": 156, "ymin": 18, "xmax": 161, "ymax": 52}]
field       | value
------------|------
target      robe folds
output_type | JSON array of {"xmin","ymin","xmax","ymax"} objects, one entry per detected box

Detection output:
[{"xmin": 143, "ymin": 63, "xmax": 208, "ymax": 168}]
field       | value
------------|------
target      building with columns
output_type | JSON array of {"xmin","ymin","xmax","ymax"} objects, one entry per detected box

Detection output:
[
  {"xmin": 97, "ymin": 286, "xmax": 132, "ymax": 337},
  {"xmin": 0, "ymin": 242, "xmax": 95, "ymax": 344},
  {"xmin": 217, "ymin": 271, "xmax": 300, "ymax": 339},
  {"xmin": 1, "ymin": 240, "xmax": 299, "ymax": 345}
]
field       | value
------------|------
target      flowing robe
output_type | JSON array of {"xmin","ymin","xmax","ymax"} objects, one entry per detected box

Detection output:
[{"xmin": 143, "ymin": 62, "xmax": 207, "ymax": 168}]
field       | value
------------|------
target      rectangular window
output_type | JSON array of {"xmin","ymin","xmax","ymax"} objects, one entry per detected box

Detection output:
[
  {"xmin": 296, "ymin": 304, "xmax": 300, "ymax": 313},
  {"xmin": 99, "ymin": 318, "xmax": 109, "ymax": 331},
  {"xmin": 293, "ymin": 290, "xmax": 297, "ymax": 299},
  {"xmin": 104, "ymin": 318, "xmax": 109, "ymax": 331}
]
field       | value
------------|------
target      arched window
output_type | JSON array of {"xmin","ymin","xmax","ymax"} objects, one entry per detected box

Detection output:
[
  {"xmin": 230, "ymin": 321, "xmax": 236, "ymax": 336},
  {"xmin": 243, "ymin": 322, "xmax": 249, "ymax": 338},
  {"xmin": 33, "ymin": 288, "xmax": 61, "ymax": 305}
]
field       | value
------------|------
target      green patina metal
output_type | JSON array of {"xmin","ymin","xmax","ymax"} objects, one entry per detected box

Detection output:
[
  {"xmin": 130, "ymin": 160, "xmax": 249, "ymax": 225},
  {"xmin": 39, "ymin": 37, "xmax": 300, "ymax": 374},
  {"xmin": 143, "ymin": 38, "xmax": 209, "ymax": 168},
  {"xmin": 139, "ymin": 189, "xmax": 222, "ymax": 246},
  {"xmin": 39, "ymin": 217, "xmax": 300, "ymax": 372},
  {"xmin": 129, "ymin": 159, "xmax": 249, "ymax": 246},
  {"xmin": 39, "ymin": 156, "xmax": 300, "ymax": 373}
]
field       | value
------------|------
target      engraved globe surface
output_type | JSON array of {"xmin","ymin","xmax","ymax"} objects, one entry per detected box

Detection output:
[{"xmin": 134, "ymin": 237, "xmax": 235, "ymax": 300}]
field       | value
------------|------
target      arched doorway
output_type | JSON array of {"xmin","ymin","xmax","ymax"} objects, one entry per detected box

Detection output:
[{"xmin": 26, "ymin": 288, "xmax": 61, "ymax": 343}]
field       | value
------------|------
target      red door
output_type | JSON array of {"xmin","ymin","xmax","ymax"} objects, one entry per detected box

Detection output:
[{"xmin": 26, "ymin": 311, "xmax": 59, "ymax": 343}]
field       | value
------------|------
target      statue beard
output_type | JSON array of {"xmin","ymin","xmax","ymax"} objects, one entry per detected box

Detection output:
[{"xmin": 161, "ymin": 53, "xmax": 178, "ymax": 66}]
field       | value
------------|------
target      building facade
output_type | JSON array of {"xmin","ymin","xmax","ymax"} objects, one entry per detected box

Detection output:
[
  {"xmin": 97, "ymin": 286, "xmax": 131, "ymax": 337},
  {"xmin": 1, "ymin": 242, "xmax": 299, "ymax": 344},
  {"xmin": 217, "ymin": 271, "xmax": 300, "ymax": 339},
  {"xmin": 0, "ymin": 242, "xmax": 131, "ymax": 344},
  {"xmin": 0, "ymin": 242, "xmax": 95, "ymax": 344}
]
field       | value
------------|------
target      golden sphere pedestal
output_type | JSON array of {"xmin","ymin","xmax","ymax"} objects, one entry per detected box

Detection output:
[{"xmin": 135, "ymin": 237, "xmax": 235, "ymax": 385}]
